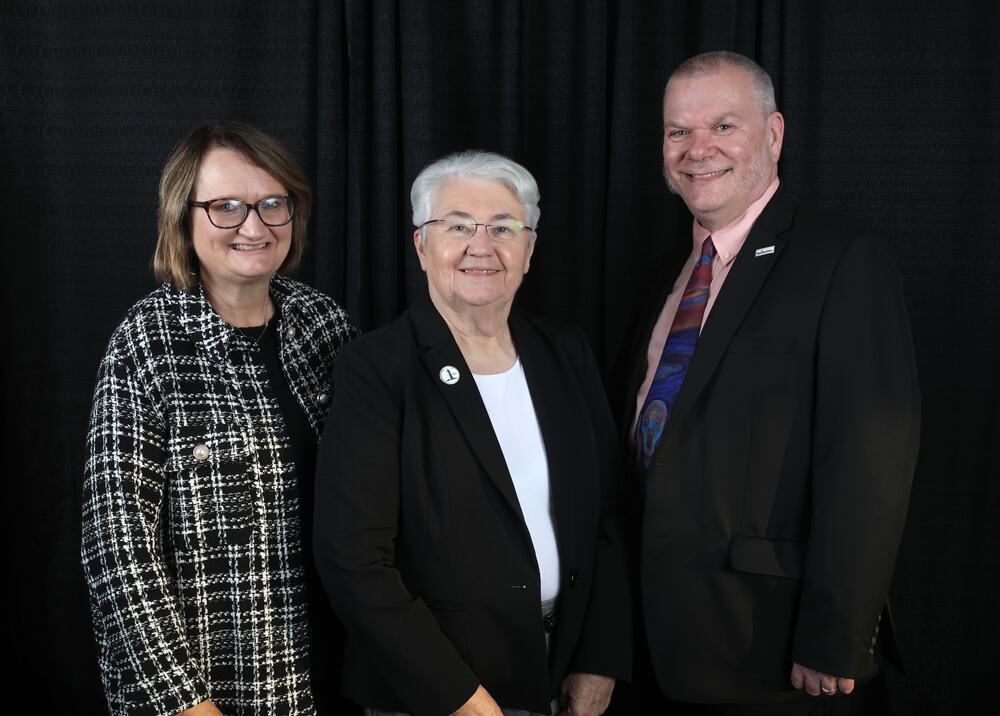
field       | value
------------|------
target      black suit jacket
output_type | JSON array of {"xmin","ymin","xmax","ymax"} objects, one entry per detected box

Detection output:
[
  {"xmin": 619, "ymin": 186, "xmax": 920, "ymax": 704},
  {"xmin": 315, "ymin": 301, "xmax": 632, "ymax": 716}
]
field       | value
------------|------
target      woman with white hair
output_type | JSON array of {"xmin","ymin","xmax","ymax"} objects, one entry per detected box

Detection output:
[{"xmin": 315, "ymin": 151, "xmax": 631, "ymax": 716}]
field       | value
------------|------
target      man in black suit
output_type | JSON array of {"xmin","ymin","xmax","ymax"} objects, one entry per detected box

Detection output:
[{"xmin": 620, "ymin": 51, "xmax": 920, "ymax": 714}]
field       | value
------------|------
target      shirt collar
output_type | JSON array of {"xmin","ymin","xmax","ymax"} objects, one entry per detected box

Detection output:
[{"xmin": 692, "ymin": 177, "xmax": 781, "ymax": 265}]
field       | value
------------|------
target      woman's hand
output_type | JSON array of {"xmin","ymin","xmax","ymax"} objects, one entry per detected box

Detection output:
[
  {"xmin": 179, "ymin": 699, "xmax": 224, "ymax": 716},
  {"xmin": 558, "ymin": 673, "xmax": 615, "ymax": 716},
  {"xmin": 451, "ymin": 685, "xmax": 503, "ymax": 716}
]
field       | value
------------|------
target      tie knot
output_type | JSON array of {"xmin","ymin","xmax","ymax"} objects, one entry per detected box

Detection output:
[{"xmin": 701, "ymin": 236, "xmax": 716, "ymax": 261}]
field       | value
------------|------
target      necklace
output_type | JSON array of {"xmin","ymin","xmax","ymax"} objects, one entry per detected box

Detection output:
[
  {"xmin": 236, "ymin": 315, "xmax": 270, "ymax": 348},
  {"xmin": 202, "ymin": 283, "xmax": 272, "ymax": 348},
  {"xmin": 225, "ymin": 300, "xmax": 272, "ymax": 349}
]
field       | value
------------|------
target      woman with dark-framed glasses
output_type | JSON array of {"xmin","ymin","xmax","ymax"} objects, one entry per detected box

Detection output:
[
  {"xmin": 315, "ymin": 151, "xmax": 631, "ymax": 716},
  {"xmin": 82, "ymin": 121, "xmax": 358, "ymax": 715}
]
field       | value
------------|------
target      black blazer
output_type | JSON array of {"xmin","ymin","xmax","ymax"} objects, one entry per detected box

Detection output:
[
  {"xmin": 618, "ymin": 186, "xmax": 921, "ymax": 704},
  {"xmin": 315, "ymin": 301, "xmax": 632, "ymax": 716}
]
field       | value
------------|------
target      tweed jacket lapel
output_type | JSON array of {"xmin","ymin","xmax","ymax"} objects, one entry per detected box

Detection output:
[
  {"xmin": 172, "ymin": 276, "xmax": 352, "ymax": 435},
  {"xmin": 270, "ymin": 277, "xmax": 329, "ymax": 434},
  {"xmin": 175, "ymin": 276, "xmax": 303, "ymax": 362},
  {"xmin": 175, "ymin": 281, "xmax": 235, "ymax": 365}
]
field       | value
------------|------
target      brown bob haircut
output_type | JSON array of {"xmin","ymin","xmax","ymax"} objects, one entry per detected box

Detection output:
[{"xmin": 153, "ymin": 120, "xmax": 313, "ymax": 291}]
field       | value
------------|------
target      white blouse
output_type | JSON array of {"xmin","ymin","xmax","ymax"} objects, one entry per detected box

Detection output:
[{"xmin": 474, "ymin": 359, "xmax": 561, "ymax": 603}]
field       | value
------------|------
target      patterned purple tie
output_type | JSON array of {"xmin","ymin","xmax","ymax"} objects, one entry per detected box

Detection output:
[{"xmin": 636, "ymin": 236, "xmax": 716, "ymax": 472}]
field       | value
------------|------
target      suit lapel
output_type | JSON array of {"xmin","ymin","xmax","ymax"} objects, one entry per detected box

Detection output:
[
  {"xmin": 509, "ymin": 313, "xmax": 578, "ymax": 567},
  {"xmin": 665, "ymin": 187, "xmax": 797, "ymax": 438},
  {"xmin": 410, "ymin": 302, "xmax": 527, "ymax": 524}
]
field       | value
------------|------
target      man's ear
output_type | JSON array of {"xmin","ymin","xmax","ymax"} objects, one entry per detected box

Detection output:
[{"xmin": 768, "ymin": 111, "xmax": 785, "ymax": 163}]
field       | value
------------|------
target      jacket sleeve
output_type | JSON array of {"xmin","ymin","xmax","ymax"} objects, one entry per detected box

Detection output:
[
  {"xmin": 791, "ymin": 234, "xmax": 921, "ymax": 677},
  {"xmin": 314, "ymin": 343, "xmax": 480, "ymax": 716},
  {"xmin": 81, "ymin": 344, "xmax": 208, "ymax": 715},
  {"xmin": 566, "ymin": 328, "xmax": 634, "ymax": 681}
]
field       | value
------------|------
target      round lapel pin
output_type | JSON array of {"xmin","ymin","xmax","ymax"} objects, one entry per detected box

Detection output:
[{"xmin": 439, "ymin": 365, "xmax": 460, "ymax": 385}]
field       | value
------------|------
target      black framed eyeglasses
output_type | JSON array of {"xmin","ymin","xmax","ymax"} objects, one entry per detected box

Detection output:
[
  {"xmin": 189, "ymin": 196, "xmax": 295, "ymax": 229},
  {"xmin": 420, "ymin": 218, "xmax": 535, "ymax": 241}
]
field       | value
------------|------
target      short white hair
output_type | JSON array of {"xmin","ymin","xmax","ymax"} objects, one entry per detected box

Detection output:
[{"xmin": 411, "ymin": 150, "xmax": 540, "ymax": 242}]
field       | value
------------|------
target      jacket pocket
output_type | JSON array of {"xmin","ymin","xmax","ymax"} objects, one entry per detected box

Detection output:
[
  {"xmin": 729, "ymin": 536, "xmax": 804, "ymax": 579},
  {"xmin": 422, "ymin": 596, "xmax": 471, "ymax": 613},
  {"xmin": 167, "ymin": 421, "xmax": 255, "ymax": 551},
  {"xmin": 165, "ymin": 420, "xmax": 249, "ymax": 472}
]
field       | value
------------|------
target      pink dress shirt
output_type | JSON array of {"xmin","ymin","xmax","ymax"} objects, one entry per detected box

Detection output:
[{"xmin": 632, "ymin": 178, "xmax": 781, "ymax": 435}]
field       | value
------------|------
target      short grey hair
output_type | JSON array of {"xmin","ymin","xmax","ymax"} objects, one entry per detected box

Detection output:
[
  {"xmin": 666, "ymin": 50, "xmax": 777, "ymax": 115},
  {"xmin": 411, "ymin": 150, "xmax": 540, "ymax": 242}
]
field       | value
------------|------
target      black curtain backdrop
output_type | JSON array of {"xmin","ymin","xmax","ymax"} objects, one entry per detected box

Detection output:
[{"xmin": 2, "ymin": 2, "xmax": 997, "ymax": 714}]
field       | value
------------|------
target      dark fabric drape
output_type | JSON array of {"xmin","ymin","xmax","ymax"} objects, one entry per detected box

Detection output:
[{"xmin": 1, "ymin": 2, "xmax": 996, "ymax": 714}]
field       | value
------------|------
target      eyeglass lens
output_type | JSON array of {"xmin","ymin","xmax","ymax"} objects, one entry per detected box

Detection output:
[
  {"xmin": 208, "ymin": 197, "xmax": 293, "ymax": 228},
  {"xmin": 439, "ymin": 220, "xmax": 527, "ymax": 240}
]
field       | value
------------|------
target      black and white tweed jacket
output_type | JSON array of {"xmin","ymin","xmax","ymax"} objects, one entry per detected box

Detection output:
[{"xmin": 82, "ymin": 276, "xmax": 357, "ymax": 716}]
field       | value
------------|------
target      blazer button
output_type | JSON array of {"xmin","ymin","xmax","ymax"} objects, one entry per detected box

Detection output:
[
  {"xmin": 318, "ymin": 392, "xmax": 331, "ymax": 407},
  {"xmin": 192, "ymin": 444, "xmax": 210, "ymax": 461},
  {"xmin": 285, "ymin": 326, "xmax": 296, "ymax": 340},
  {"xmin": 568, "ymin": 569, "xmax": 579, "ymax": 588}
]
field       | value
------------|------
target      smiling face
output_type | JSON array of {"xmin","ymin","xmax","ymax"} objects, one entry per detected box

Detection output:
[
  {"xmin": 662, "ymin": 65, "xmax": 784, "ymax": 231},
  {"xmin": 190, "ymin": 147, "xmax": 292, "ymax": 294},
  {"xmin": 414, "ymin": 176, "xmax": 535, "ymax": 318}
]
